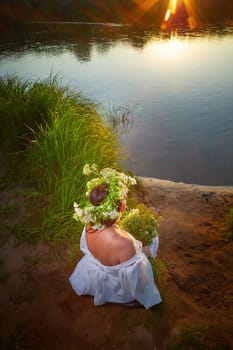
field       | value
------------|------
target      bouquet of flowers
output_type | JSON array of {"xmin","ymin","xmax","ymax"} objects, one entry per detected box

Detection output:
[{"xmin": 120, "ymin": 203, "xmax": 160, "ymax": 246}]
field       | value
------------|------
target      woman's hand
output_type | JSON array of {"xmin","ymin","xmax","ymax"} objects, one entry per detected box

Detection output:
[{"xmin": 142, "ymin": 245, "xmax": 151, "ymax": 258}]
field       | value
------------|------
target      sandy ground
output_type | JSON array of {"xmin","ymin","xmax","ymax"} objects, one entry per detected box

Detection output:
[{"xmin": 0, "ymin": 177, "xmax": 233, "ymax": 349}]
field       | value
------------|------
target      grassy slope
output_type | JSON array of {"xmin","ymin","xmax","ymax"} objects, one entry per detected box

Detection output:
[{"xmin": 0, "ymin": 75, "xmax": 120, "ymax": 240}]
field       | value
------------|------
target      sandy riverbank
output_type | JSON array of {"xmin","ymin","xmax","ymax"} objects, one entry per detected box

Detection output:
[
  {"xmin": 0, "ymin": 178, "xmax": 233, "ymax": 349},
  {"xmin": 140, "ymin": 176, "xmax": 233, "ymax": 193}
]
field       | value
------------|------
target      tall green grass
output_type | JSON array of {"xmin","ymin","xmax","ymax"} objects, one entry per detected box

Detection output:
[
  {"xmin": 0, "ymin": 75, "xmax": 120, "ymax": 239},
  {"xmin": 0, "ymin": 75, "xmax": 64, "ymax": 153}
]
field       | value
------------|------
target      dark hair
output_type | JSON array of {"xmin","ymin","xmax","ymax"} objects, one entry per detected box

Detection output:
[
  {"xmin": 89, "ymin": 183, "xmax": 108, "ymax": 206},
  {"xmin": 89, "ymin": 183, "xmax": 120, "ymax": 228}
]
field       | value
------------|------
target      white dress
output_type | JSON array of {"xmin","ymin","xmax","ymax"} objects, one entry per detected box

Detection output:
[{"xmin": 69, "ymin": 227, "xmax": 161, "ymax": 309}]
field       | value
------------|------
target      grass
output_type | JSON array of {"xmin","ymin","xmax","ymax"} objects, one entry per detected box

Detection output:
[
  {"xmin": 0, "ymin": 259, "xmax": 9, "ymax": 284},
  {"xmin": 149, "ymin": 257, "xmax": 167, "ymax": 280},
  {"xmin": 7, "ymin": 326, "xmax": 25, "ymax": 350},
  {"xmin": 169, "ymin": 327, "xmax": 204, "ymax": 350},
  {"xmin": 168, "ymin": 326, "xmax": 232, "ymax": 350},
  {"xmin": 222, "ymin": 207, "xmax": 233, "ymax": 239},
  {"xmin": 0, "ymin": 205, "xmax": 17, "ymax": 215},
  {"xmin": 0, "ymin": 75, "xmax": 122, "ymax": 240}
]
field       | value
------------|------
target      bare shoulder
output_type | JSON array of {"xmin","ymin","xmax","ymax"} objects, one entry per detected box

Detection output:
[{"xmin": 113, "ymin": 233, "xmax": 136, "ymax": 263}]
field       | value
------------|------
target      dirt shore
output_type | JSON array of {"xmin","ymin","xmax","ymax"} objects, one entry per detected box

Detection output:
[{"xmin": 0, "ymin": 178, "xmax": 233, "ymax": 349}]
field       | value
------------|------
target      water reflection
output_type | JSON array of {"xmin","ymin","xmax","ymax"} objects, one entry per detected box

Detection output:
[
  {"xmin": 1, "ymin": 21, "xmax": 233, "ymax": 185},
  {"xmin": 72, "ymin": 43, "xmax": 92, "ymax": 62},
  {"xmin": 1, "ymin": 22, "xmax": 233, "ymax": 64}
]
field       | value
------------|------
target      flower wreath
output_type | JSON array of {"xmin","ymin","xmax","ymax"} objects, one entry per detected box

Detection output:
[{"xmin": 73, "ymin": 164, "xmax": 137, "ymax": 229}]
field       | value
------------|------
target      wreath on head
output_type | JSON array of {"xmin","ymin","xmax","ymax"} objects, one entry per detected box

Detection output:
[{"xmin": 73, "ymin": 164, "xmax": 137, "ymax": 229}]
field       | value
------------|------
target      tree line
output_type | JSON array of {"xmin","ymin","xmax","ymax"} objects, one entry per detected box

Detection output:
[
  {"xmin": 1, "ymin": 0, "xmax": 233, "ymax": 27},
  {"xmin": 0, "ymin": 0, "xmax": 167, "ymax": 24}
]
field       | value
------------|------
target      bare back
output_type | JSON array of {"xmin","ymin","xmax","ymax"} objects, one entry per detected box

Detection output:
[{"xmin": 86, "ymin": 225, "xmax": 136, "ymax": 266}]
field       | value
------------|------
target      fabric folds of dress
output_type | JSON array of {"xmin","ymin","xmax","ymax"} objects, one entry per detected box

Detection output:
[{"xmin": 69, "ymin": 227, "xmax": 161, "ymax": 309}]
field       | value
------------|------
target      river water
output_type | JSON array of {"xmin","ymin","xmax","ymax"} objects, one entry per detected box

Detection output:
[{"xmin": 1, "ymin": 22, "xmax": 233, "ymax": 185}]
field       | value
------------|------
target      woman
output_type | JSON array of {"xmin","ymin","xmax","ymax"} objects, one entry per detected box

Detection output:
[{"xmin": 69, "ymin": 164, "xmax": 161, "ymax": 309}]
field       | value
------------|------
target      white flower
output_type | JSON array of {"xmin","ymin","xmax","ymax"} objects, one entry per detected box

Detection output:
[
  {"xmin": 86, "ymin": 177, "xmax": 101, "ymax": 192},
  {"xmin": 83, "ymin": 164, "xmax": 92, "ymax": 176},
  {"xmin": 74, "ymin": 206, "xmax": 83, "ymax": 218},
  {"xmin": 110, "ymin": 210, "xmax": 118, "ymax": 220},
  {"xmin": 92, "ymin": 223, "xmax": 103, "ymax": 229},
  {"xmin": 130, "ymin": 177, "xmax": 137, "ymax": 186},
  {"xmin": 90, "ymin": 163, "xmax": 98, "ymax": 172},
  {"xmin": 83, "ymin": 163, "xmax": 98, "ymax": 176},
  {"xmin": 130, "ymin": 208, "xmax": 140, "ymax": 215},
  {"xmin": 100, "ymin": 168, "xmax": 115, "ymax": 178}
]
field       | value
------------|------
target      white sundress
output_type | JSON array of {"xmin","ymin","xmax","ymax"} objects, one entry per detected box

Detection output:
[{"xmin": 69, "ymin": 227, "xmax": 161, "ymax": 309}]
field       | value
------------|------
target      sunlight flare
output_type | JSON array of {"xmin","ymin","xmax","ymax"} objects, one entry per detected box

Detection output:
[
  {"xmin": 170, "ymin": 0, "xmax": 177, "ymax": 14},
  {"xmin": 164, "ymin": 9, "xmax": 171, "ymax": 22},
  {"xmin": 162, "ymin": 0, "xmax": 198, "ymax": 28},
  {"xmin": 164, "ymin": 0, "xmax": 177, "ymax": 22}
]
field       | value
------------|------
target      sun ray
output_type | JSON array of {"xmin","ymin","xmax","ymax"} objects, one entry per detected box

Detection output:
[
  {"xmin": 183, "ymin": 0, "xmax": 199, "ymax": 28},
  {"xmin": 133, "ymin": 0, "xmax": 160, "ymax": 14},
  {"xmin": 125, "ymin": 0, "xmax": 162, "ymax": 24},
  {"xmin": 164, "ymin": 9, "xmax": 171, "ymax": 21},
  {"xmin": 162, "ymin": 0, "xmax": 178, "ymax": 26},
  {"xmin": 170, "ymin": 0, "xmax": 177, "ymax": 14},
  {"xmin": 162, "ymin": 0, "xmax": 199, "ymax": 29}
]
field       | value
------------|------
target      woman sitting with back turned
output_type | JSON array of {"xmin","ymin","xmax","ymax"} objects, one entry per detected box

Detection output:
[{"xmin": 69, "ymin": 164, "xmax": 161, "ymax": 309}]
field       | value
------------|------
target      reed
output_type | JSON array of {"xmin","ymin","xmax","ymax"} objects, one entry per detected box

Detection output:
[
  {"xmin": 0, "ymin": 75, "xmax": 120, "ymax": 239},
  {"xmin": 102, "ymin": 105, "xmax": 133, "ymax": 135}
]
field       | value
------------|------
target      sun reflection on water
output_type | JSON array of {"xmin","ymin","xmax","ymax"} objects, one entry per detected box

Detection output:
[{"xmin": 144, "ymin": 35, "xmax": 189, "ymax": 60}]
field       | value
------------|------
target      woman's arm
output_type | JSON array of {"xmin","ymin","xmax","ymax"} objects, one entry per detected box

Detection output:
[{"xmin": 142, "ymin": 245, "xmax": 151, "ymax": 257}]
